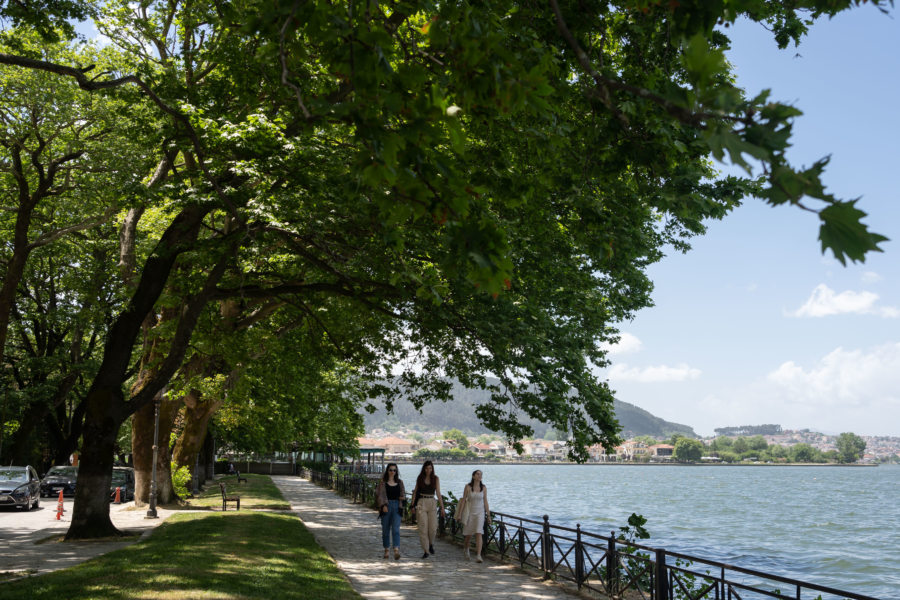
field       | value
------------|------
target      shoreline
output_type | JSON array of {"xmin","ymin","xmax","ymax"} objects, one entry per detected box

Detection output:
[{"xmin": 388, "ymin": 460, "xmax": 880, "ymax": 467}]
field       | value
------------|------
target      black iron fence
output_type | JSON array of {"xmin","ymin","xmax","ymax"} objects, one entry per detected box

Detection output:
[{"xmin": 299, "ymin": 468, "xmax": 876, "ymax": 600}]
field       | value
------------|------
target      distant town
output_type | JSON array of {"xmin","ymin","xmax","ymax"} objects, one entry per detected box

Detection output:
[{"xmin": 359, "ymin": 427, "xmax": 900, "ymax": 464}]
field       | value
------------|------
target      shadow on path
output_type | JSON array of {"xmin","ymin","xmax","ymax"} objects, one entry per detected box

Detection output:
[{"xmin": 273, "ymin": 475, "xmax": 577, "ymax": 600}]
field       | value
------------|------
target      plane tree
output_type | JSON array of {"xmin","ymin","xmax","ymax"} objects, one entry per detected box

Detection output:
[
  {"xmin": 0, "ymin": 37, "xmax": 150, "ymax": 467},
  {"xmin": 0, "ymin": 0, "xmax": 890, "ymax": 539},
  {"xmin": 1, "ymin": 228, "xmax": 121, "ymax": 467},
  {"xmin": 0, "ymin": 36, "xmax": 149, "ymax": 367}
]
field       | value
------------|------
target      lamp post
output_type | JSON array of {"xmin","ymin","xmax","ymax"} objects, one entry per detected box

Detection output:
[
  {"xmin": 192, "ymin": 453, "xmax": 200, "ymax": 496},
  {"xmin": 145, "ymin": 394, "xmax": 160, "ymax": 519}
]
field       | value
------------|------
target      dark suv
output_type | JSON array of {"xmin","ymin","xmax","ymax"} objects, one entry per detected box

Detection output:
[
  {"xmin": 40, "ymin": 465, "xmax": 78, "ymax": 497},
  {"xmin": 110, "ymin": 467, "xmax": 135, "ymax": 502},
  {"xmin": 0, "ymin": 466, "xmax": 41, "ymax": 510}
]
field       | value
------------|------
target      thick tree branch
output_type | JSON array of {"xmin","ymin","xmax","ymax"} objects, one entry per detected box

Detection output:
[
  {"xmin": 28, "ymin": 204, "xmax": 117, "ymax": 250},
  {"xmin": 0, "ymin": 53, "xmax": 241, "ymax": 219},
  {"xmin": 279, "ymin": 0, "xmax": 312, "ymax": 120},
  {"xmin": 233, "ymin": 300, "xmax": 287, "ymax": 331},
  {"xmin": 118, "ymin": 155, "xmax": 172, "ymax": 283},
  {"xmin": 125, "ymin": 245, "xmax": 234, "ymax": 415}
]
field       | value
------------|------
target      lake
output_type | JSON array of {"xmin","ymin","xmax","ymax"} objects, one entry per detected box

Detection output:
[{"xmin": 401, "ymin": 463, "xmax": 900, "ymax": 599}]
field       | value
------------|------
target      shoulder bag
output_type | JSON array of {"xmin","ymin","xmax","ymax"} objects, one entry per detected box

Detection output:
[{"xmin": 454, "ymin": 485, "xmax": 471, "ymax": 524}]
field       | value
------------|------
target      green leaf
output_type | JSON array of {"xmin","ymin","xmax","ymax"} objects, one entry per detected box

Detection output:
[{"xmin": 819, "ymin": 201, "xmax": 888, "ymax": 265}]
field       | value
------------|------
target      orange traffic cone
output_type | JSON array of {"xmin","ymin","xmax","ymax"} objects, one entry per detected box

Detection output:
[
  {"xmin": 114, "ymin": 486, "xmax": 121, "ymax": 504},
  {"xmin": 56, "ymin": 490, "xmax": 64, "ymax": 520}
]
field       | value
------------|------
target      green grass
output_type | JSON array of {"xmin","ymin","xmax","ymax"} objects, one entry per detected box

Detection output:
[
  {"xmin": 189, "ymin": 473, "xmax": 290, "ymax": 510},
  {"xmin": 2, "ymin": 511, "xmax": 363, "ymax": 599}
]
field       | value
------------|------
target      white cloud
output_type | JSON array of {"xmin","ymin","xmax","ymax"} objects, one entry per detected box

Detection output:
[
  {"xmin": 600, "ymin": 333, "xmax": 643, "ymax": 356},
  {"xmin": 766, "ymin": 344, "xmax": 900, "ymax": 408},
  {"xmin": 690, "ymin": 343, "xmax": 900, "ymax": 436},
  {"xmin": 790, "ymin": 284, "xmax": 899, "ymax": 318},
  {"xmin": 608, "ymin": 363, "xmax": 701, "ymax": 383},
  {"xmin": 861, "ymin": 271, "xmax": 883, "ymax": 284}
]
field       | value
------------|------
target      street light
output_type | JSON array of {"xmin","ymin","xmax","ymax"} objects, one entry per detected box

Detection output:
[
  {"xmin": 145, "ymin": 394, "xmax": 160, "ymax": 519},
  {"xmin": 192, "ymin": 453, "xmax": 200, "ymax": 496}
]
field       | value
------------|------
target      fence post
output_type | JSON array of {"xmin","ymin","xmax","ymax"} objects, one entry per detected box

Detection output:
[
  {"xmin": 542, "ymin": 515, "xmax": 552, "ymax": 579},
  {"xmin": 499, "ymin": 521, "xmax": 506, "ymax": 555},
  {"xmin": 655, "ymin": 548, "xmax": 669, "ymax": 600},
  {"xmin": 518, "ymin": 526, "xmax": 526, "ymax": 565},
  {"xmin": 607, "ymin": 532, "xmax": 618, "ymax": 595},
  {"xmin": 575, "ymin": 524, "xmax": 584, "ymax": 589}
]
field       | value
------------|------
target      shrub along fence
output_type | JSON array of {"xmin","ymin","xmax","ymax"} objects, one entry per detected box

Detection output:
[{"xmin": 299, "ymin": 468, "xmax": 876, "ymax": 600}]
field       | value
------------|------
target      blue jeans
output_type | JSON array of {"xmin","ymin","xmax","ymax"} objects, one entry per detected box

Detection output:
[{"xmin": 381, "ymin": 499, "xmax": 401, "ymax": 548}]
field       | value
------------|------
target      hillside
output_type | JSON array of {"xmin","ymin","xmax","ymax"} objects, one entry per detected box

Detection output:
[{"xmin": 362, "ymin": 379, "xmax": 696, "ymax": 439}]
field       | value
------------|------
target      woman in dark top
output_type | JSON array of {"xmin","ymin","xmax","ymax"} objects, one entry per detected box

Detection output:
[
  {"xmin": 410, "ymin": 460, "xmax": 445, "ymax": 559},
  {"xmin": 374, "ymin": 463, "xmax": 405, "ymax": 559}
]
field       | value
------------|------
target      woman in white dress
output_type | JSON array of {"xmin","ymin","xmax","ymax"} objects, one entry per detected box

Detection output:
[{"xmin": 458, "ymin": 469, "xmax": 491, "ymax": 562}]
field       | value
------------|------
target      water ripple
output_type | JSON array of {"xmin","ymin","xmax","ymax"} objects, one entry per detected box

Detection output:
[{"xmin": 435, "ymin": 463, "xmax": 900, "ymax": 599}]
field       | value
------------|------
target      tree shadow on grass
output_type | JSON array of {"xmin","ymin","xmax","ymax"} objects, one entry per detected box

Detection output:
[{"xmin": 2, "ymin": 512, "xmax": 362, "ymax": 600}]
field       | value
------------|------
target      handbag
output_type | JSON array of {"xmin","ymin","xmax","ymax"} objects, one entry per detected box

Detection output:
[{"xmin": 454, "ymin": 488, "xmax": 471, "ymax": 524}]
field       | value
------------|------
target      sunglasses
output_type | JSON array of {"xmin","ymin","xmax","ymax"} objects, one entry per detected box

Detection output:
[{"xmin": 387, "ymin": 469, "xmax": 397, "ymax": 472}]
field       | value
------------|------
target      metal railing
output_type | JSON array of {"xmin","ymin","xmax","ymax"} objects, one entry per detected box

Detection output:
[{"xmin": 299, "ymin": 468, "xmax": 876, "ymax": 600}]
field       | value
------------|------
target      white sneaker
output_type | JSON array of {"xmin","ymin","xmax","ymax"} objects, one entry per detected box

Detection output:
[
  {"xmin": 475, "ymin": 554, "xmax": 483, "ymax": 563},
  {"xmin": 464, "ymin": 548, "xmax": 470, "ymax": 560}
]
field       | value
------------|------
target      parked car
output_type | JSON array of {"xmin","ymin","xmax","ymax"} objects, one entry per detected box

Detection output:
[
  {"xmin": 0, "ymin": 466, "xmax": 41, "ymax": 510},
  {"xmin": 40, "ymin": 465, "xmax": 78, "ymax": 497},
  {"xmin": 110, "ymin": 467, "xmax": 135, "ymax": 502}
]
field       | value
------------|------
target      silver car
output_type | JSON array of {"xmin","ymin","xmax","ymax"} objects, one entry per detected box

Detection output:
[{"xmin": 0, "ymin": 466, "xmax": 41, "ymax": 510}]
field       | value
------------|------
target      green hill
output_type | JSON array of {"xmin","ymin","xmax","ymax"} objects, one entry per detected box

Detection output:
[{"xmin": 362, "ymin": 379, "xmax": 696, "ymax": 439}]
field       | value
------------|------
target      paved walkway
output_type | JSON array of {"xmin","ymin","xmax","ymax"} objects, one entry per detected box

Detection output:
[
  {"xmin": 272, "ymin": 476, "xmax": 577, "ymax": 600},
  {"xmin": 0, "ymin": 500, "xmax": 174, "ymax": 577}
]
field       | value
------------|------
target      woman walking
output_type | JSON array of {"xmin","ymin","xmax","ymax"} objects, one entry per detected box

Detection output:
[
  {"xmin": 374, "ymin": 463, "xmax": 405, "ymax": 560},
  {"xmin": 410, "ymin": 460, "xmax": 445, "ymax": 559},
  {"xmin": 459, "ymin": 469, "xmax": 491, "ymax": 562}
]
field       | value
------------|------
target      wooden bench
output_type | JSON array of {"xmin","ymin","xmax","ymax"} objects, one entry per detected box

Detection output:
[
  {"xmin": 219, "ymin": 482, "xmax": 240, "ymax": 511},
  {"xmin": 236, "ymin": 470, "xmax": 247, "ymax": 483}
]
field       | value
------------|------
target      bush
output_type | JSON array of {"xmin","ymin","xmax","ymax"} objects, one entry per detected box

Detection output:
[{"xmin": 172, "ymin": 463, "xmax": 192, "ymax": 498}]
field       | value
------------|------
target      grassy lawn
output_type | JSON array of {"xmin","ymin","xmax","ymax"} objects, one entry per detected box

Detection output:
[
  {"xmin": 188, "ymin": 473, "xmax": 290, "ymax": 510},
  {"xmin": 3, "ymin": 511, "xmax": 363, "ymax": 599}
]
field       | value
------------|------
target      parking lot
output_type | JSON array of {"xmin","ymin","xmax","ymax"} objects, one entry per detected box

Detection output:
[
  {"xmin": 0, "ymin": 498, "xmax": 172, "ymax": 578},
  {"xmin": 1, "ymin": 496, "xmax": 76, "ymax": 531}
]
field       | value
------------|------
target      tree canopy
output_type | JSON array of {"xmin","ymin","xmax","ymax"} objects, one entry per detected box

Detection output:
[
  {"xmin": 673, "ymin": 437, "xmax": 704, "ymax": 462},
  {"xmin": 0, "ymin": 0, "xmax": 891, "ymax": 538},
  {"xmin": 836, "ymin": 432, "xmax": 866, "ymax": 463}
]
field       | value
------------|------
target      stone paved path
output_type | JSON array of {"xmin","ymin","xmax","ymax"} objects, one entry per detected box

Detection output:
[{"xmin": 272, "ymin": 475, "xmax": 578, "ymax": 600}]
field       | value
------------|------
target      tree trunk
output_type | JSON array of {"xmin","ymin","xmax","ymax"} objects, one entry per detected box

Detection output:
[
  {"xmin": 172, "ymin": 389, "xmax": 223, "ymax": 470},
  {"xmin": 133, "ymin": 391, "xmax": 181, "ymax": 505},
  {"xmin": 66, "ymin": 389, "xmax": 122, "ymax": 539},
  {"xmin": 48, "ymin": 398, "xmax": 86, "ymax": 468},
  {"xmin": 200, "ymin": 429, "xmax": 214, "ymax": 483},
  {"xmin": 65, "ymin": 204, "xmax": 212, "ymax": 539},
  {"xmin": 0, "ymin": 147, "xmax": 37, "ymax": 368},
  {"xmin": 8, "ymin": 401, "xmax": 48, "ymax": 465}
]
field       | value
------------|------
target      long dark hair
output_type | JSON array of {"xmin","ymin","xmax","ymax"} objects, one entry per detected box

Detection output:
[
  {"xmin": 416, "ymin": 460, "xmax": 436, "ymax": 489},
  {"xmin": 381, "ymin": 462, "xmax": 401, "ymax": 484},
  {"xmin": 468, "ymin": 469, "xmax": 483, "ymax": 492}
]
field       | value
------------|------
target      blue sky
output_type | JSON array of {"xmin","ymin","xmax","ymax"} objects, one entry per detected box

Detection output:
[{"xmin": 600, "ymin": 7, "xmax": 900, "ymax": 437}]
